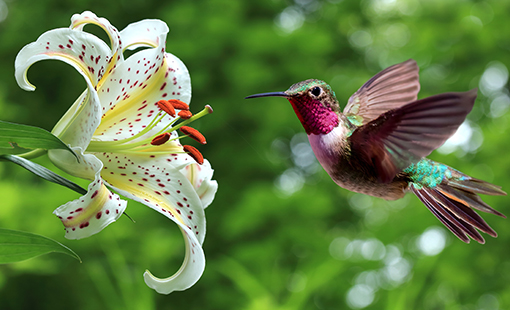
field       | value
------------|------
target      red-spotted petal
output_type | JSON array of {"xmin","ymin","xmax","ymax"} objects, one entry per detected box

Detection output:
[
  {"xmin": 93, "ymin": 51, "xmax": 191, "ymax": 142},
  {"xmin": 95, "ymin": 151, "xmax": 205, "ymax": 244},
  {"xmin": 53, "ymin": 158, "xmax": 127, "ymax": 239},
  {"xmin": 15, "ymin": 28, "xmax": 113, "ymax": 90}
]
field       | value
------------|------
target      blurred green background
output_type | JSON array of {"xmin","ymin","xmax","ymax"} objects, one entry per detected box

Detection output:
[{"xmin": 1, "ymin": 0, "xmax": 509, "ymax": 309}]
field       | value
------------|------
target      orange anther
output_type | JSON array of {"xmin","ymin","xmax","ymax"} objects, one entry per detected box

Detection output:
[
  {"xmin": 183, "ymin": 145, "xmax": 204, "ymax": 165},
  {"xmin": 168, "ymin": 99, "xmax": 189, "ymax": 111},
  {"xmin": 157, "ymin": 100, "xmax": 176, "ymax": 117},
  {"xmin": 180, "ymin": 126, "xmax": 206, "ymax": 144},
  {"xmin": 151, "ymin": 132, "xmax": 170, "ymax": 145},
  {"xmin": 178, "ymin": 110, "xmax": 193, "ymax": 119}
]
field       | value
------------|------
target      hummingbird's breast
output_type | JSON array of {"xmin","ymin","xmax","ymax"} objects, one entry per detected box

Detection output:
[{"xmin": 308, "ymin": 121, "xmax": 408, "ymax": 200}]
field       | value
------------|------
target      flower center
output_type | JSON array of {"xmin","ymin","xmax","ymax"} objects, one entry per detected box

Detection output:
[{"xmin": 86, "ymin": 100, "xmax": 212, "ymax": 164}]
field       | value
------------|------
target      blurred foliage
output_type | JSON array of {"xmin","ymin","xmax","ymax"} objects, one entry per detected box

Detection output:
[{"xmin": 0, "ymin": 0, "xmax": 510, "ymax": 309}]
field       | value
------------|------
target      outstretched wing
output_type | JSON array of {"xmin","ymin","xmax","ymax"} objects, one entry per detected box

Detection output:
[
  {"xmin": 343, "ymin": 59, "xmax": 420, "ymax": 125},
  {"xmin": 349, "ymin": 89, "xmax": 478, "ymax": 183}
]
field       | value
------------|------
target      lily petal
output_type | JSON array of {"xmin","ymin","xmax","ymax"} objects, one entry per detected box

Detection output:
[
  {"xmin": 181, "ymin": 159, "xmax": 218, "ymax": 209},
  {"xmin": 53, "ymin": 154, "xmax": 127, "ymax": 239},
  {"xmin": 120, "ymin": 19, "xmax": 169, "ymax": 51},
  {"xmin": 51, "ymin": 81, "xmax": 101, "ymax": 151},
  {"xmin": 15, "ymin": 28, "xmax": 112, "ymax": 90}
]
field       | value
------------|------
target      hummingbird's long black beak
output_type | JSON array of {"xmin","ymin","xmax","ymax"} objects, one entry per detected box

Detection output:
[{"xmin": 245, "ymin": 91, "xmax": 288, "ymax": 99}]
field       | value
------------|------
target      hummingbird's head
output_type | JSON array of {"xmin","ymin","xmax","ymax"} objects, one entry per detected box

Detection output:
[
  {"xmin": 285, "ymin": 79, "xmax": 341, "ymax": 112},
  {"xmin": 246, "ymin": 79, "xmax": 341, "ymax": 135}
]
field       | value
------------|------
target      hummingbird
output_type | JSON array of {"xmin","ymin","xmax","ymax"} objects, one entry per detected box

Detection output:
[{"xmin": 246, "ymin": 59, "xmax": 506, "ymax": 244}]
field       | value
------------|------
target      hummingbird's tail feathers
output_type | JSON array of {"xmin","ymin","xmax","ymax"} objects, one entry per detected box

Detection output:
[
  {"xmin": 410, "ymin": 184, "xmax": 499, "ymax": 244},
  {"xmin": 447, "ymin": 178, "xmax": 507, "ymax": 197},
  {"xmin": 443, "ymin": 167, "xmax": 506, "ymax": 218},
  {"xmin": 439, "ymin": 182, "xmax": 506, "ymax": 218}
]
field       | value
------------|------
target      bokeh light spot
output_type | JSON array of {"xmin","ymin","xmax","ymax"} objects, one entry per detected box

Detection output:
[{"xmin": 417, "ymin": 226, "xmax": 447, "ymax": 256}]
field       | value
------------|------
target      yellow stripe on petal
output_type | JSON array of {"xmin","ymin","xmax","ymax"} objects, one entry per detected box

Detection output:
[
  {"xmin": 96, "ymin": 50, "xmax": 168, "ymax": 129},
  {"xmin": 124, "ymin": 40, "xmax": 158, "ymax": 50},
  {"xmin": 62, "ymin": 182, "xmax": 109, "ymax": 228}
]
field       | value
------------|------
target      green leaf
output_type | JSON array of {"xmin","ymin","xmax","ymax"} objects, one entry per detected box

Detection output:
[
  {"xmin": 0, "ymin": 155, "xmax": 87, "ymax": 195},
  {"xmin": 0, "ymin": 120, "xmax": 76, "ymax": 158},
  {"xmin": 0, "ymin": 228, "xmax": 81, "ymax": 264}
]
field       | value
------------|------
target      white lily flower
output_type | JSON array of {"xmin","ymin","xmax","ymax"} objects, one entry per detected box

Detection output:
[{"xmin": 14, "ymin": 11, "xmax": 217, "ymax": 294}]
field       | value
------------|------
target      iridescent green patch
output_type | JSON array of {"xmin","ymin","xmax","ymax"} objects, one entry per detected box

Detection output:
[{"xmin": 404, "ymin": 158, "xmax": 448, "ymax": 188}]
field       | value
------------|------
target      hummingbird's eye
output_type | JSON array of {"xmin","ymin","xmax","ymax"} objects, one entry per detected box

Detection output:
[{"xmin": 311, "ymin": 86, "xmax": 322, "ymax": 97}]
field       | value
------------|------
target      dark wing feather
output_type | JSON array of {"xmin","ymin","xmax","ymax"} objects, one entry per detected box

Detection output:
[
  {"xmin": 350, "ymin": 89, "xmax": 478, "ymax": 183},
  {"xmin": 343, "ymin": 59, "xmax": 420, "ymax": 124}
]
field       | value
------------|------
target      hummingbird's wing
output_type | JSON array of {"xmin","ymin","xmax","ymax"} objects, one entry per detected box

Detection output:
[
  {"xmin": 350, "ymin": 89, "xmax": 477, "ymax": 183},
  {"xmin": 343, "ymin": 59, "xmax": 420, "ymax": 125}
]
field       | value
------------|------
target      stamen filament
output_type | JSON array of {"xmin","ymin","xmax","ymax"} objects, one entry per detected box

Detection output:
[
  {"xmin": 86, "ymin": 105, "xmax": 212, "ymax": 153},
  {"xmin": 88, "ymin": 110, "xmax": 167, "ymax": 150}
]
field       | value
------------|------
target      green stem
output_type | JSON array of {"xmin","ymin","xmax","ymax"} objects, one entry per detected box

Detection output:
[
  {"xmin": 165, "ymin": 106, "xmax": 212, "ymax": 133},
  {"xmin": 17, "ymin": 148, "xmax": 47, "ymax": 159}
]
